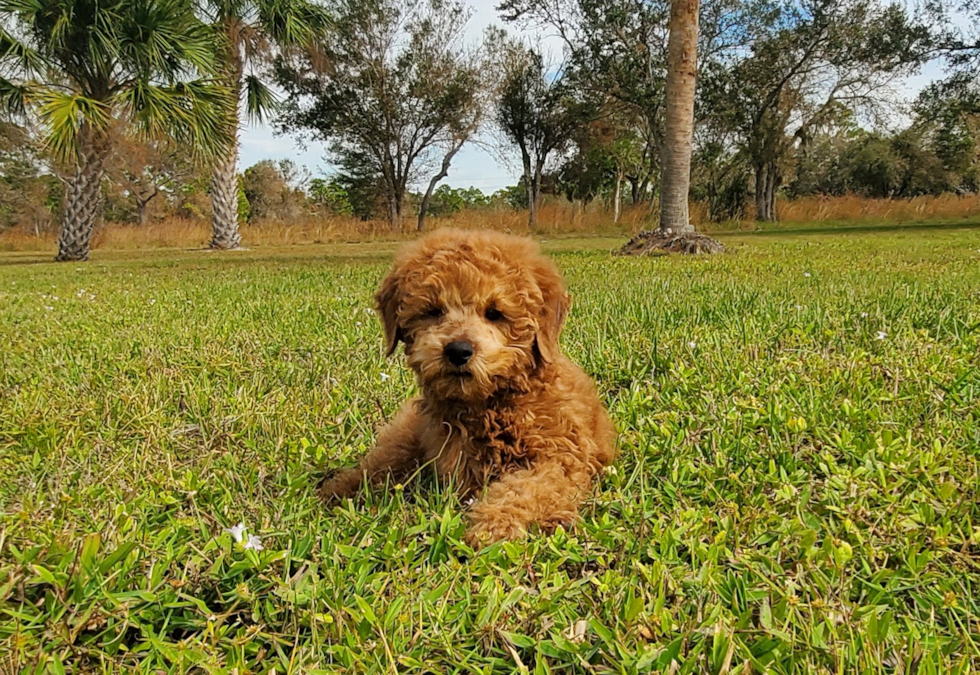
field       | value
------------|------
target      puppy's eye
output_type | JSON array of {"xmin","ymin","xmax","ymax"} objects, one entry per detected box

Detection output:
[
  {"xmin": 485, "ymin": 307, "xmax": 504, "ymax": 322},
  {"xmin": 424, "ymin": 306, "xmax": 443, "ymax": 319}
]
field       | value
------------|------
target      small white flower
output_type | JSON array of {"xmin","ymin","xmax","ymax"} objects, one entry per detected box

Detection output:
[
  {"xmin": 688, "ymin": 341, "xmax": 697, "ymax": 349},
  {"xmin": 565, "ymin": 619, "xmax": 588, "ymax": 644},
  {"xmin": 355, "ymin": 321, "xmax": 362, "ymax": 326},
  {"xmin": 795, "ymin": 305, "xmax": 803, "ymax": 311},
  {"xmin": 380, "ymin": 373, "xmax": 391, "ymax": 381},
  {"xmin": 44, "ymin": 305, "xmax": 54, "ymax": 311},
  {"xmin": 804, "ymin": 272, "xmax": 811, "ymax": 278},
  {"xmin": 875, "ymin": 331, "xmax": 887, "ymax": 340},
  {"xmin": 225, "ymin": 522, "xmax": 246, "ymax": 543},
  {"xmin": 244, "ymin": 534, "xmax": 264, "ymax": 551},
  {"xmin": 149, "ymin": 298, "xmax": 156, "ymax": 305},
  {"xmin": 861, "ymin": 312, "xmax": 868, "ymax": 318}
]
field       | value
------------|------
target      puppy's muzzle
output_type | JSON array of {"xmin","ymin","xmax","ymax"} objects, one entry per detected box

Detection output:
[{"xmin": 443, "ymin": 340, "xmax": 474, "ymax": 367}]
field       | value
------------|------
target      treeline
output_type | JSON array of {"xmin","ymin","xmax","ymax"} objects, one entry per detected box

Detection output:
[
  {"xmin": 1, "ymin": 0, "xmax": 977, "ymax": 258},
  {"xmin": 5, "ymin": 106, "xmax": 974, "ymax": 231}
]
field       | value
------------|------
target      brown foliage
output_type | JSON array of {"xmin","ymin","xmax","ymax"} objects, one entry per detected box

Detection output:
[{"xmin": 2, "ymin": 193, "xmax": 979, "ymax": 252}]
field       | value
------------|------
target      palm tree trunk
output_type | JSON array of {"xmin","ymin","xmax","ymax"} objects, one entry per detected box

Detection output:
[
  {"xmin": 210, "ymin": 58, "xmax": 243, "ymax": 250},
  {"xmin": 56, "ymin": 129, "xmax": 109, "ymax": 262},
  {"xmin": 658, "ymin": 0, "xmax": 699, "ymax": 234},
  {"xmin": 209, "ymin": 132, "xmax": 242, "ymax": 249}
]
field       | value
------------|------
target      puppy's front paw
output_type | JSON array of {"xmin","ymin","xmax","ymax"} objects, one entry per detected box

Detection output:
[
  {"xmin": 318, "ymin": 468, "xmax": 364, "ymax": 503},
  {"xmin": 465, "ymin": 517, "xmax": 527, "ymax": 549}
]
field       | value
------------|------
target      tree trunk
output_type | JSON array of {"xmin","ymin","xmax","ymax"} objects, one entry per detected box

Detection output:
[
  {"xmin": 418, "ymin": 141, "xmax": 463, "ymax": 231},
  {"xmin": 754, "ymin": 161, "xmax": 778, "ymax": 222},
  {"xmin": 765, "ymin": 161, "xmax": 778, "ymax": 221},
  {"xmin": 56, "ymin": 128, "xmax": 110, "ymax": 262},
  {"xmin": 210, "ymin": 60, "xmax": 242, "ymax": 250},
  {"xmin": 529, "ymin": 159, "xmax": 545, "ymax": 230},
  {"xmin": 527, "ymin": 180, "xmax": 538, "ymax": 229},
  {"xmin": 388, "ymin": 179, "xmax": 405, "ymax": 232},
  {"xmin": 136, "ymin": 187, "xmax": 159, "ymax": 226},
  {"xmin": 658, "ymin": 0, "xmax": 699, "ymax": 234},
  {"xmin": 209, "ymin": 132, "xmax": 242, "ymax": 249},
  {"xmin": 520, "ymin": 147, "xmax": 536, "ymax": 229},
  {"xmin": 613, "ymin": 170, "xmax": 623, "ymax": 224},
  {"xmin": 390, "ymin": 201, "xmax": 403, "ymax": 232}
]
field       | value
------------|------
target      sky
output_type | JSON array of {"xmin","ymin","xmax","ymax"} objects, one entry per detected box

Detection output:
[{"xmin": 238, "ymin": 1, "xmax": 951, "ymax": 195}]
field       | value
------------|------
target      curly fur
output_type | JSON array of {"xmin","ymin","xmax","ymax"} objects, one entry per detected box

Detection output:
[{"xmin": 319, "ymin": 229, "xmax": 616, "ymax": 547}]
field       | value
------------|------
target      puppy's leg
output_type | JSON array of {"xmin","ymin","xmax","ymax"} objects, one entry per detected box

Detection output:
[
  {"xmin": 465, "ymin": 461, "xmax": 593, "ymax": 547},
  {"xmin": 318, "ymin": 401, "xmax": 424, "ymax": 502}
]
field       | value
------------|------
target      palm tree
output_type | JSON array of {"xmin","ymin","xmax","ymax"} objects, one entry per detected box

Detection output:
[
  {"xmin": 202, "ymin": 0, "xmax": 328, "ymax": 250},
  {"xmin": 1, "ymin": 0, "xmax": 231, "ymax": 261},
  {"xmin": 659, "ymin": 0, "xmax": 699, "ymax": 234},
  {"xmin": 617, "ymin": 0, "xmax": 722, "ymax": 255}
]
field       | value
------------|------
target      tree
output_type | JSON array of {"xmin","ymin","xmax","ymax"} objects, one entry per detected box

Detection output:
[
  {"xmin": 201, "ymin": 0, "xmax": 328, "ymax": 250},
  {"xmin": 0, "ymin": 122, "xmax": 59, "ymax": 234},
  {"xmin": 496, "ymin": 46, "xmax": 593, "ymax": 228},
  {"xmin": 659, "ymin": 0, "xmax": 699, "ymax": 232},
  {"xmin": 276, "ymin": 0, "xmax": 483, "ymax": 232},
  {"xmin": 0, "ymin": 0, "xmax": 230, "ymax": 261},
  {"xmin": 704, "ymin": 0, "xmax": 931, "ymax": 221},
  {"xmin": 498, "ymin": 0, "xmax": 758, "ymax": 230},
  {"xmin": 242, "ymin": 159, "xmax": 309, "ymax": 222},
  {"xmin": 616, "ymin": 0, "xmax": 724, "ymax": 253},
  {"xmin": 103, "ymin": 136, "xmax": 203, "ymax": 226}
]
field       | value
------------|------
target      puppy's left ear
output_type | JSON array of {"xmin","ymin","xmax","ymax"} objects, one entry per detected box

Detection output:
[
  {"xmin": 531, "ymin": 259, "xmax": 571, "ymax": 364},
  {"xmin": 375, "ymin": 268, "xmax": 404, "ymax": 357}
]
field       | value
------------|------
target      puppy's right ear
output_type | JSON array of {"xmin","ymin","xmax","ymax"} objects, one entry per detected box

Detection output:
[{"xmin": 375, "ymin": 268, "xmax": 403, "ymax": 357}]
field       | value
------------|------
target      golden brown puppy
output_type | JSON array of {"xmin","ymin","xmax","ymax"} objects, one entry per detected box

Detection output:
[{"xmin": 319, "ymin": 229, "xmax": 616, "ymax": 546}]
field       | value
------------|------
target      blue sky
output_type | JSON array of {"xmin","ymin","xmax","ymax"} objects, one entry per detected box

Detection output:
[{"xmin": 238, "ymin": 1, "xmax": 951, "ymax": 194}]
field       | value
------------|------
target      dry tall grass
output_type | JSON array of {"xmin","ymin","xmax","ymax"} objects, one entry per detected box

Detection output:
[{"xmin": 2, "ymin": 193, "xmax": 978, "ymax": 253}]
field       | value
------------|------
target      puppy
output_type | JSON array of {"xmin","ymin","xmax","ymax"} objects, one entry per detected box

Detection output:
[{"xmin": 319, "ymin": 229, "xmax": 616, "ymax": 546}]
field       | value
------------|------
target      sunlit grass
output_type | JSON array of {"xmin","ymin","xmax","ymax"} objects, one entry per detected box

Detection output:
[{"xmin": 1, "ymin": 226, "xmax": 979, "ymax": 673}]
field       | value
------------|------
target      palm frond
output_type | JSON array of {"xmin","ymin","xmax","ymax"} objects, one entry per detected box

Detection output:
[
  {"xmin": 34, "ymin": 89, "xmax": 112, "ymax": 161},
  {"xmin": 0, "ymin": 23, "xmax": 47, "ymax": 77},
  {"xmin": 243, "ymin": 72, "xmax": 279, "ymax": 122},
  {"xmin": 257, "ymin": 0, "xmax": 329, "ymax": 49},
  {"xmin": 0, "ymin": 76, "xmax": 31, "ymax": 117},
  {"xmin": 119, "ymin": 78, "xmax": 235, "ymax": 161},
  {"xmin": 116, "ymin": 0, "xmax": 220, "ymax": 85}
]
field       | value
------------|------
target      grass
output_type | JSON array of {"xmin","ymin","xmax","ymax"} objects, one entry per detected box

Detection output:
[{"xmin": 1, "ymin": 225, "xmax": 979, "ymax": 674}]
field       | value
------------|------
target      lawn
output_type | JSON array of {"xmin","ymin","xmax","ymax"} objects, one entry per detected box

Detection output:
[{"xmin": 1, "ymin": 226, "xmax": 979, "ymax": 674}]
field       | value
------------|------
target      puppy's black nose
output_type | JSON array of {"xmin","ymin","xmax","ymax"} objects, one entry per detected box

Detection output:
[{"xmin": 444, "ymin": 340, "xmax": 474, "ymax": 367}]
